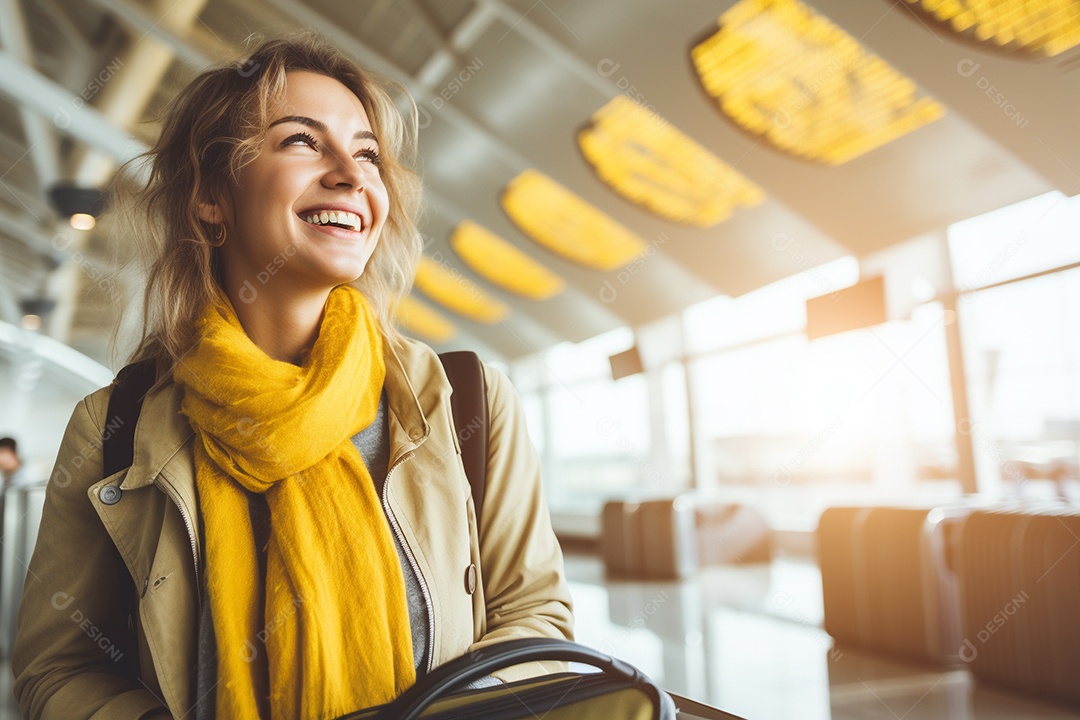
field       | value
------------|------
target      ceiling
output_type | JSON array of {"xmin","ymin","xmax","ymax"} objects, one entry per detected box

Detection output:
[{"xmin": 0, "ymin": 0, "xmax": 1077, "ymax": 367}]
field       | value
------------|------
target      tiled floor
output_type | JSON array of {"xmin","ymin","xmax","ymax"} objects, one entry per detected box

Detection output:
[
  {"xmin": 2, "ymin": 554, "xmax": 1077, "ymax": 719},
  {"xmin": 563, "ymin": 553, "xmax": 1080, "ymax": 720}
]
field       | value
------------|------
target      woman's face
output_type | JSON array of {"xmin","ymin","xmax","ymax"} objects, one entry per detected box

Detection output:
[{"xmin": 216, "ymin": 70, "xmax": 390, "ymax": 300}]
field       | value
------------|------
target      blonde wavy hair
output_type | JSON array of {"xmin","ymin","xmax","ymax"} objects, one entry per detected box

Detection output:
[{"xmin": 120, "ymin": 34, "xmax": 423, "ymax": 378}]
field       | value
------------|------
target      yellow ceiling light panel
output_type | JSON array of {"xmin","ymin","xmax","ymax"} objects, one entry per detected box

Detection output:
[
  {"xmin": 691, "ymin": 0, "xmax": 945, "ymax": 165},
  {"xmin": 501, "ymin": 169, "xmax": 649, "ymax": 271},
  {"xmin": 413, "ymin": 255, "xmax": 510, "ymax": 324},
  {"xmin": 396, "ymin": 295, "xmax": 457, "ymax": 343},
  {"xmin": 578, "ymin": 95, "xmax": 766, "ymax": 227},
  {"xmin": 903, "ymin": 0, "xmax": 1080, "ymax": 56},
  {"xmin": 450, "ymin": 221, "xmax": 566, "ymax": 300}
]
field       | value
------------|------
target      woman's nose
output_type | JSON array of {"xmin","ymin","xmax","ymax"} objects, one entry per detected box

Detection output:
[{"xmin": 322, "ymin": 150, "xmax": 365, "ymax": 191}]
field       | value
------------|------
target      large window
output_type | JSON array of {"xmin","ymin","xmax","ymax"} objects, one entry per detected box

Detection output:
[
  {"xmin": 689, "ymin": 301, "xmax": 957, "ymax": 528},
  {"xmin": 951, "ymin": 191, "xmax": 1080, "ymax": 499},
  {"xmin": 512, "ymin": 328, "xmax": 678, "ymax": 513},
  {"xmin": 516, "ymin": 190, "xmax": 1080, "ymax": 529}
]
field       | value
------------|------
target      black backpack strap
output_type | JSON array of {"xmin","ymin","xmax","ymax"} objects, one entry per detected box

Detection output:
[
  {"xmin": 103, "ymin": 359, "xmax": 158, "ymax": 478},
  {"xmin": 101, "ymin": 358, "xmax": 157, "ymax": 680},
  {"xmin": 438, "ymin": 351, "xmax": 488, "ymax": 522}
]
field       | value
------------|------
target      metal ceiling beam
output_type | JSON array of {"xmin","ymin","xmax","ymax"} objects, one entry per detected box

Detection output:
[
  {"xmin": 50, "ymin": 0, "xmax": 209, "ymax": 345},
  {"xmin": 80, "ymin": 0, "xmax": 217, "ymax": 71},
  {"xmin": 0, "ymin": 175, "xmax": 52, "ymax": 222},
  {"xmin": 0, "ymin": 50, "xmax": 140, "ymax": 345},
  {"xmin": 395, "ymin": 0, "xmax": 458, "ymax": 57},
  {"xmin": 414, "ymin": 2, "xmax": 497, "ymax": 88},
  {"xmin": 0, "ymin": 278, "xmax": 21, "ymax": 324},
  {"xmin": 71, "ymin": 0, "xmax": 212, "ymax": 187},
  {"xmin": 479, "ymin": 0, "xmax": 615, "ymax": 97},
  {"xmin": 34, "ymin": 0, "xmax": 95, "ymax": 58},
  {"xmin": 0, "ymin": 126, "xmax": 25, "ymax": 159},
  {"xmin": 0, "ymin": 51, "xmax": 148, "ymax": 167},
  {"xmin": 0, "ymin": 0, "xmax": 61, "ymax": 190},
  {"xmin": 0, "ymin": 212, "xmax": 61, "ymax": 261}
]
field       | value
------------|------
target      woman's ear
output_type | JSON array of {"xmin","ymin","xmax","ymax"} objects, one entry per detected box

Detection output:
[{"xmin": 197, "ymin": 201, "xmax": 224, "ymax": 226}]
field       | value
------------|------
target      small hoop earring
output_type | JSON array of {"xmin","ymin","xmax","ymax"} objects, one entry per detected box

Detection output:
[{"xmin": 209, "ymin": 224, "xmax": 226, "ymax": 247}]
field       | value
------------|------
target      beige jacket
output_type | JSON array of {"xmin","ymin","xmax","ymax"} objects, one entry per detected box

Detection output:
[{"xmin": 12, "ymin": 338, "xmax": 574, "ymax": 719}]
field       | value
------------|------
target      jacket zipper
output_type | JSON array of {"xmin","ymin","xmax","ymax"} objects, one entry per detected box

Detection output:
[
  {"xmin": 381, "ymin": 450, "xmax": 436, "ymax": 674},
  {"xmin": 155, "ymin": 477, "xmax": 200, "ymax": 595}
]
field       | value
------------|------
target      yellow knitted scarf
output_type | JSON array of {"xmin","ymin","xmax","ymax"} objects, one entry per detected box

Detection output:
[{"xmin": 175, "ymin": 284, "xmax": 415, "ymax": 720}]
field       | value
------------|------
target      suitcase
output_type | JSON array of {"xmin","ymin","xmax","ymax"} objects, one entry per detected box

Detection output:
[
  {"xmin": 954, "ymin": 505, "xmax": 1080, "ymax": 706},
  {"xmin": 603, "ymin": 497, "xmax": 774, "ymax": 580},
  {"xmin": 640, "ymin": 497, "xmax": 699, "ymax": 580},
  {"xmin": 696, "ymin": 502, "xmax": 772, "ymax": 566},
  {"xmin": 602, "ymin": 500, "xmax": 645, "ymax": 578},
  {"xmin": 818, "ymin": 505, "xmax": 970, "ymax": 665}
]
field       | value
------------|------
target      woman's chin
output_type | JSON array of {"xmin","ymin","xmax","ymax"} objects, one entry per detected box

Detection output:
[{"xmin": 297, "ymin": 255, "xmax": 375, "ymax": 289}]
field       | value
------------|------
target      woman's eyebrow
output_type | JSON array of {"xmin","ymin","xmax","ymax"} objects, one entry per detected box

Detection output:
[{"xmin": 269, "ymin": 115, "xmax": 379, "ymax": 144}]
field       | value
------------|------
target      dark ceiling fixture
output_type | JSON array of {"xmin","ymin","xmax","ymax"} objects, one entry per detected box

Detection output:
[
  {"xmin": 48, "ymin": 183, "xmax": 109, "ymax": 231},
  {"xmin": 18, "ymin": 296, "xmax": 57, "ymax": 331}
]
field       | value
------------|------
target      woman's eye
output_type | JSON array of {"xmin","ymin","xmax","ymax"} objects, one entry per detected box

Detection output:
[
  {"xmin": 356, "ymin": 148, "xmax": 382, "ymax": 166},
  {"xmin": 283, "ymin": 132, "xmax": 318, "ymax": 149}
]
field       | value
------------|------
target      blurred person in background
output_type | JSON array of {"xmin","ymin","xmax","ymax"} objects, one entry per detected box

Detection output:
[{"xmin": 0, "ymin": 437, "xmax": 23, "ymax": 488}]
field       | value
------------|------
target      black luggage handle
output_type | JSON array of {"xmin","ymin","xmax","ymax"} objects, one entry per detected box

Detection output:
[{"xmin": 371, "ymin": 637, "xmax": 677, "ymax": 720}]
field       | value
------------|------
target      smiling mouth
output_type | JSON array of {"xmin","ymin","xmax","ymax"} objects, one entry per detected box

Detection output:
[{"xmin": 301, "ymin": 210, "xmax": 365, "ymax": 232}]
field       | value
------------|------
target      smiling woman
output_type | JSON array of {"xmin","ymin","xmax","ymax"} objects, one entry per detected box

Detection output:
[
  {"xmin": 10, "ymin": 35, "xmax": 573, "ymax": 720},
  {"xmin": 209, "ymin": 71, "xmax": 393, "ymax": 364},
  {"xmin": 125, "ymin": 37, "xmax": 422, "ymax": 371}
]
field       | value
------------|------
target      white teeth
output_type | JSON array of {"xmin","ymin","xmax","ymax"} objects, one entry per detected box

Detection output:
[{"xmin": 304, "ymin": 210, "xmax": 363, "ymax": 231}]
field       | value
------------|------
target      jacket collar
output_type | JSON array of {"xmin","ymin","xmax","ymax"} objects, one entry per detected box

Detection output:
[
  {"xmin": 118, "ymin": 336, "xmax": 444, "ymax": 490},
  {"xmin": 382, "ymin": 337, "xmax": 442, "ymax": 465},
  {"xmin": 119, "ymin": 381, "xmax": 192, "ymax": 490}
]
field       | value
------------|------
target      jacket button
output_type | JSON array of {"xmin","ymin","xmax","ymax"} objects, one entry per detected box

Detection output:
[
  {"xmin": 464, "ymin": 563, "xmax": 477, "ymax": 595},
  {"xmin": 100, "ymin": 486, "xmax": 122, "ymax": 505}
]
